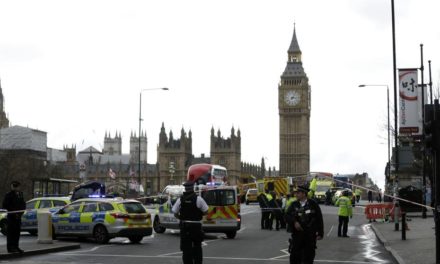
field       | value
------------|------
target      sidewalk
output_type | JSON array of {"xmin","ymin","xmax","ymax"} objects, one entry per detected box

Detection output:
[
  {"xmin": 371, "ymin": 216, "xmax": 435, "ymax": 264},
  {"xmin": 0, "ymin": 240, "xmax": 80, "ymax": 260}
]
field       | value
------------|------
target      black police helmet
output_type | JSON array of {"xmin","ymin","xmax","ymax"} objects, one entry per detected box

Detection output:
[
  {"xmin": 11, "ymin": 181, "xmax": 21, "ymax": 187},
  {"xmin": 183, "ymin": 181, "xmax": 195, "ymax": 191}
]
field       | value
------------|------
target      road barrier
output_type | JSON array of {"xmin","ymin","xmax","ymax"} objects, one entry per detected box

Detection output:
[{"xmin": 364, "ymin": 202, "xmax": 402, "ymax": 222}]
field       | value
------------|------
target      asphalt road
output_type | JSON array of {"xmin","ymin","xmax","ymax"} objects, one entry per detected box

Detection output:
[{"xmin": 0, "ymin": 203, "xmax": 397, "ymax": 264}]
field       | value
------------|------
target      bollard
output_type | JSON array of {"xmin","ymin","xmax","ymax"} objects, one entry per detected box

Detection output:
[
  {"xmin": 37, "ymin": 210, "xmax": 53, "ymax": 244},
  {"xmin": 402, "ymin": 212, "xmax": 406, "ymax": 240}
]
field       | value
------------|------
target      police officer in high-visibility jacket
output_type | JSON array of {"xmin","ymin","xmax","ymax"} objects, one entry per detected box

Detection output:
[
  {"xmin": 308, "ymin": 176, "xmax": 318, "ymax": 199},
  {"xmin": 264, "ymin": 190, "xmax": 273, "ymax": 230},
  {"xmin": 172, "ymin": 181, "xmax": 209, "ymax": 264},
  {"xmin": 335, "ymin": 190, "xmax": 353, "ymax": 237}
]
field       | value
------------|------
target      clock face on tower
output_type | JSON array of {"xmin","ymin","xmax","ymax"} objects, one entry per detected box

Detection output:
[{"xmin": 284, "ymin": 90, "xmax": 300, "ymax": 106}]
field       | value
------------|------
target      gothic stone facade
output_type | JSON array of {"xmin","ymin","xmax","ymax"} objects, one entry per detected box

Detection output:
[{"xmin": 279, "ymin": 25, "xmax": 311, "ymax": 179}]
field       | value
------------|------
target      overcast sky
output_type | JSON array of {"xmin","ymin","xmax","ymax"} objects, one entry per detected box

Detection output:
[{"xmin": 1, "ymin": 0, "xmax": 439, "ymax": 190}]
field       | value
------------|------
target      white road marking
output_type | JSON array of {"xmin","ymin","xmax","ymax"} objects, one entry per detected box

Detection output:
[
  {"xmin": 269, "ymin": 248, "xmax": 290, "ymax": 260},
  {"xmin": 156, "ymin": 251, "xmax": 181, "ymax": 256},
  {"xmin": 54, "ymin": 252, "xmax": 379, "ymax": 263},
  {"xmin": 327, "ymin": 225, "xmax": 334, "ymax": 237},
  {"xmin": 66, "ymin": 245, "xmax": 110, "ymax": 253}
]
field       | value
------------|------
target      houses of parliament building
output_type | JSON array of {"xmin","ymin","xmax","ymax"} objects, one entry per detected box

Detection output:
[{"xmin": 61, "ymin": 123, "xmax": 267, "ymax": 195}]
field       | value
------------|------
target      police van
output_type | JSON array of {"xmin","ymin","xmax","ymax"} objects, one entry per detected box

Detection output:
[
  {"xmin": 153, "ymin": 183, "xmax": 241, "ymax": 239},
  {"xmin": 52, "ymin": 197, "xmax": 152, "ymax": 243}
]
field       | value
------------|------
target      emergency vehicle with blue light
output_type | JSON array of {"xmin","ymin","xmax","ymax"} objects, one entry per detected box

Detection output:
[
  {"xmin": 52, "ymin": 197, "xmax": 152, "ymax": 243},
  {"xmin": 153, "ymin": 164, "xmax": 241, "ymax": 239}
]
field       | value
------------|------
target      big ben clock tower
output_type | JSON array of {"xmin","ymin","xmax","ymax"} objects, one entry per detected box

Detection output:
[{"xmin": 279, "ymin": 25, "xmax": 311, "ymax": 178}]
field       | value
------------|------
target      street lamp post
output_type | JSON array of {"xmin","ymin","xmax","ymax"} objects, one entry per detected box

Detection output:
[
  {"xmin": 138, "ymin": 88, "xmax": 169, "ymax": 193},
  {"xmin": 359, "ymin": 85, "xmax": 391, "ymax": 187}
]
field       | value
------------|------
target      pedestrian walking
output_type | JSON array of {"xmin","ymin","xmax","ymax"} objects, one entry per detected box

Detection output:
[
  {"xmin": 367, "ymin": 190, "xmax": 373, "ymax": 203},
  {"xmin": 285, "ymin": 185, "xmax": 324, "ymax": 264},
  {"xmin": 335, "ymin": 190, "xmax": 353, "ymax": 237},
  {"xmin": 172, "ymin": 181, "xmax": 209, "ymax": 264},
  {"xmin": 2, "ymin": 181, "xmax": 26, "ymax": 253}
]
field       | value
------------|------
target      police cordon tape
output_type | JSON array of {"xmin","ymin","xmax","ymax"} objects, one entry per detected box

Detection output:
[
  {"xmin": 236, "ymin": 177, "xmax": 434, "ymax": 211},
  {"xmin": 329, "ymin": 177, "xmax": 434, "ymax": 211},
  {"xmin": 1, "ymin": 178, "xmax": 431, "ymax": 214}
]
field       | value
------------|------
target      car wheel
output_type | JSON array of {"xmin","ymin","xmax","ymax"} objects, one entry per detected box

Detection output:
[
  {"xmin": 153, "ymin": 216, "xmax": 166, "ymax": 234},
  {"xmin": 225, "ymin": 231, "xmax": 236, "ymax": 239},
  {"xmin": 128, "ymin": 236, "xmax": 143, "ymax": 243},
  {"xmin": 245, "ymin": 200, "xmax": 249, "ymax": 205},
  {"xmin": 0, "ymin": 220, "xmax": 8, "ymax": 236},
  {"xmin": 93, "ymin": 225, "xmax": 110, "ymax": 244}
]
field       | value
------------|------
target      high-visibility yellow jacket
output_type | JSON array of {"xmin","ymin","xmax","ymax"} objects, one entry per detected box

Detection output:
[
  {"xmin": 309, "ymin": 178, "xmax": 317, "ymax": 192},
  {"xmin": 265, "ymin": 193, "xmax": 273, "ymax": 202},
  {"xmin": 285, "ymin": 197, "xmax": 296, "ymax": 212},
  {"xmin": 336, "ymin": 196, "xmax": 352, "ymax": 217},
  {"xmin": 355, "ymin": 189, "xmax": 362, "ymax": 196}
]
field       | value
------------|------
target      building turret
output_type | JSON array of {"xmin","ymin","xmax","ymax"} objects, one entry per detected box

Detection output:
[
  {"xmin": 157, "ymin": 123, "xmax": 192, "ymax": 188},
  {"xmin": 210, "ymin": 127, "xmax": 241, "ymax": 185}
]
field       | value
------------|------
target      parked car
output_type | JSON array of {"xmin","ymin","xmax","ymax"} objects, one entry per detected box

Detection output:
[
  {"xmin": 52, "ymin": 198, "xmax": 152, "ymax": 243},
  {"xmin": 245, "ymin": 189, "xmax": 258, "ymax": 205},
  {"xmin": 0, "ymin": 196, "xmax": 70, "ymax": 236}
]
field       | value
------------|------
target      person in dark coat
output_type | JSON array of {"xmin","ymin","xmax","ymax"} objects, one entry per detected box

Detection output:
[
  {"xmin": 258, "ymin": 192, "xmax": 270, "ymax": 229},
  {"xmin": 269, "ymin": 192, "xmax": 282, "ymax": 231},
  {"xmin": 285, "ymin": 185, "xmax": 324, "ymax": 264},
  {"xmin": 367, "ymin": 190, "xmax": 373, "ymax": 203},
  {"xmin": 2, "ymin": 181, "xmax": 26, "ymax": 253},
  {"xmin": 325, "ymin": 189, "xmax": 332, "ymax": 205},
  {"xmin": 172, "ymin": 181, "xmax": 209, "ymax": 264}
]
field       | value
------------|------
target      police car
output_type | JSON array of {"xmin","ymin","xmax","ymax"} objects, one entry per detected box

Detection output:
[
  {"xmin": 153, "ymin": 185, "xmax": 184, "ymax": 233},
  {"xmin": 52, "ymin": 197, "xmax": 152, "ymax": 243},
  {"xmin": 0, "ymin": 196, "xmax": 70, "ymax": 236}
]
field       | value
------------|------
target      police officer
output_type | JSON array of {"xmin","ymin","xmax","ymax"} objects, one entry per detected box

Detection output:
[
  {"xmin": 269, "ymin": 191, "xmax": 281, "ymax": 231},
  {"xmin": 285, "ymin": 185, "xmax": 324, "ymax": 264},
  {"xmin": 2, "ymin": 181, "xmax": 26, "ymax": 253},
  {"xmin": 257, "ymin": 192, "xmax": 269, "ymax": 229},
  {"xmin": 335, "ymin": 190, "xmax": 353, "ymax": 237},
  {"xmin": 264, "ymin": 190, "xmax": 273, "ymax": 229},
  {"xmin": 172, "ymin": 181, "xmax": 209, "ymax": 264}
]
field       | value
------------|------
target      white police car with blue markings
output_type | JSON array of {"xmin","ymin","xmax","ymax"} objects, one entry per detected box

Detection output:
[
  {"xmin": 52, "ymin": 197, "xmax": 152, "ymax": 243},
  {"xmin": 0, "ymin": 196, "xmax": 70, "ymax": 236}
]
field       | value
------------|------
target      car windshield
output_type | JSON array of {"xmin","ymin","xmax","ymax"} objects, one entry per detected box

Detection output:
[{"xmin": 121, "ymin": 202, "xmax": 146, "ymax": 214}]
